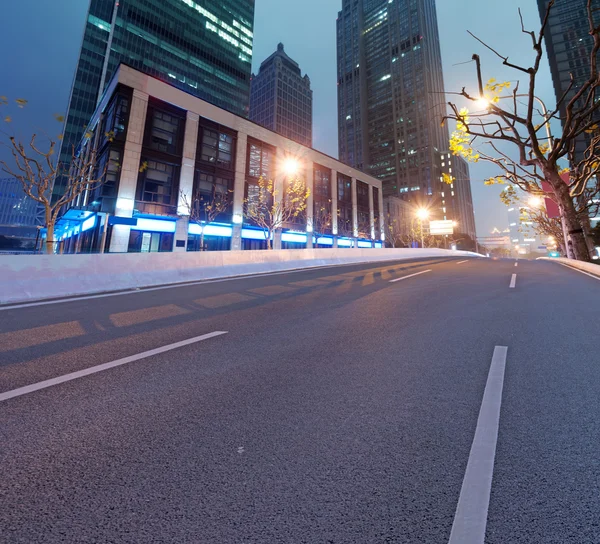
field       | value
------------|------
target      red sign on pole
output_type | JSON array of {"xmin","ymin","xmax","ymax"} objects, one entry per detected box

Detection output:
[{"xmin": 542, "ymin": 172, "xmax": 568, "ymax": 219}]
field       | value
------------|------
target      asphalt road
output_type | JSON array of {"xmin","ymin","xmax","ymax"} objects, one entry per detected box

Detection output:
[{"xmin": 1, "ymin": 256, "xmax": 599, "ymax": 543}]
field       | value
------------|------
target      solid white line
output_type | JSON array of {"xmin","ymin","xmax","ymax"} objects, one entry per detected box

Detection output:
[
  {"xmin": 0, "ymin": 331, "xmax": 228, "ymax": 403},
  {"xmin": 509, "ymin": 274, "xmax": 517, "ymax": 288},
  {"xmin": 514, "ymin": 262, "xmax": 518, "ymax": 267},
  {"xmin": 448, "ymin": 346, "xmax": 508, "ymax": 544},
  {"xmin": 389, "ymin": 269, "xmax": 432, "ymax": 283},
  {"xmin": 558, "ymin": 262, "xmax": 600, "ymax": 281},
  {"xmin": 457, "ymin": 260, "xmax": 469, "ymax": 265}
]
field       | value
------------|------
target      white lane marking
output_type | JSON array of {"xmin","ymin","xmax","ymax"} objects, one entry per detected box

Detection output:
[
  {"xmin": 558, "ymin": 262, "xmax": 600, "ymax": 281},
  {"xmin": 457, "ymin": 260, "xmax": 469, "ymax": 265},
  {"xmin": 0, "ymin": 259, "xmax": 447, "ymax": 312},
  {"xmin": 514, "ymin": 262, "xmax": 518, "ymax": 267},
  {"xmin": 448, "ymin": 346, "xmax": 508, "ymax": 544},
  {"xmin": 509, "ymin": 274, "xmax": 517, "ymax": 288},
  {"xmin": 0, "ymin": 331, "xmax": 228, "ymax": 403},
  {"xmin": 389, "ymin": 269, "xmax": 432, "ymax": 283}
]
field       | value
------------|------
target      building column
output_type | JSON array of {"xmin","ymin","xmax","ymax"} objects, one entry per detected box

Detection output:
[
  {"xmin": 351, "ymin": 176, "xmax": 358, "ymax": 248},
  {"xmin": 331, "ymin": 170, "xmax": 338, "ymax": 248},
  {"xmin": 231, "ymin": 133, "xmax": 248, "ymax": 251},
  {"xmin": 368, "ymin": 185, "xmax": 375, "ymax": 247},
  {"xmin": 175, "ymin": 111, "xmax": 199, "ymax": 252},
  {"xmin": 109, "ymin": 88, "xmax": 149, "ymax": 253},
  {"xmin": 305, "ymin": 160, "xmax": 314, "ymax": 249},
  {"xmin": 174, "ymin": 217, "xmax": 189, "ymax": 252},
  {"xmin": 273, "ymin": 148, "xmax": 285, "ymax": 250}
]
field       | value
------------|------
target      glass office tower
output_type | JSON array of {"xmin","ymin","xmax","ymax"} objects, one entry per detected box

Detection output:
[
  {"xmin": 337, "ymin": 0, "xmax": 450, "ymax": 206},
  {"xmin": 55, "ymin": 0, "xmax": 255, "ymax": 199},
  {"xmin": 249, "ymin": 43, "xmax": 313, "ymax": 148}
]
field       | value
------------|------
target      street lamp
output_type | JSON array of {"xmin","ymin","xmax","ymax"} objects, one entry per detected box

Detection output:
[
  {"xmin": 283, "ymin": 157, "xmax": 300, "ymax": 177},
  {"xmin": 528, "ymin": 196, "xmax": 544, "ymax": 208},
  {"xmin": 415, "ymin": 208, "xmax": 429, "ymax": 248}
]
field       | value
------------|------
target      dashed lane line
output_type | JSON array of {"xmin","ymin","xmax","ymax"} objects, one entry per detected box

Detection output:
[
  {"xmin": 448, "ymin": 346, "xmax": 508, "ymax": 544},
  {"xmin": 0, "ymin": 331, "xmax": 228, "ymax": 403},
  {"xmin": 389, "ymin": 270, "xmax": 432, "ymax": 283}
]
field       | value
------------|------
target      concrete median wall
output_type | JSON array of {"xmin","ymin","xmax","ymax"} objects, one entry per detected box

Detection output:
[
  {"xmin": 540, "ymin": 257, "xmax": 600, "ymax": 277},
  {"xmin": 0, "ymin": 248, "xmax": 480, "ymax": 305}
]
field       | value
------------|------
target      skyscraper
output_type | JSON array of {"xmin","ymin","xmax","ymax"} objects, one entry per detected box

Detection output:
[
  {"xmin": 55, "ymin": 0, "xmax": 255, "ymax": 198},
  {"xmin": 249, "ymin": 43, "xmax": 313, "ymax": 147},
  {"xmin": 538, "ymin": 0, "xmax": 598, "ymax": 160},
  {"xmin": 336, "ymin": 0, "xmax": 452, "ymax": 217}
]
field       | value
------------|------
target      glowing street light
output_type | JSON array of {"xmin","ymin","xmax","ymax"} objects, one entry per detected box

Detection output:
[
  {"xmin": 475, "ymin": 97, "xmax": 490, "ymax": 111},
  {"xmin": 283, "ymin": 157, "xmax": 300, "ymax": 177},
  {"xmin": 416, "ymin": 208, "xmax": 430, "ymax": 220},
  {"xmin": 529, "ymin": 196, "xmax": 544, "ymax": 208}
]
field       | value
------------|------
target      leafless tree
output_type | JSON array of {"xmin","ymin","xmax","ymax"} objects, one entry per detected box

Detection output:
[
  {"xmin": 312, "ymin": 200, "xmax": 333, "ymax": 244},
  {"xmin": 244, "ymin": 176, "xmax": 309, "ymax": 249},
  {"xmin": 180, "ymin": 187, "xmax": 232, "ymax": 251},
  {"xmin": 443, "ymin": 0, "xmax": 600, "ymax": 261},
  {"xmin": 1, "ymin": 135, "xmax": 104, "ymax": 254}
]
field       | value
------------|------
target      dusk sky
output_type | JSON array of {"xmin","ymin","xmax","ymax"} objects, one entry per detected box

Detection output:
[{"xmin": 1, "ymin": 0, "xmax": 557, "ymax": 236}]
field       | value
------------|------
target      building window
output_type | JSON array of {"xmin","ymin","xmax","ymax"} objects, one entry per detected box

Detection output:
[
  {"xmin": 100, "ymin": 93, "xmax": 129, "ymax": 147},
  {"xmin": 146, "ymin": 107, "xmax": 183, "ymax": 155},
  {"xmin": 138, "ymin": 159, "xmax": 177, "ymax": 206},
  {"xmin": 95, "ymin": 148, "xmax": 122, "ymax": 199},
  {"xmin": 337, "ymin": 174, "xmax": 352, "ymax": 204},
  {"xmin": 199, "ymin": 127, "xmax": 235, "ymax": 167},
  {"xmin": 128, "ymin": 231, "xmax": 174, "ymax": 253},
  {"xmin": 247, "ymin": 140, "xmax": 275, "ymax": 180},
  {"xmin": 193, "ymin": 170, "xmax": 233, "ymax": 220}
]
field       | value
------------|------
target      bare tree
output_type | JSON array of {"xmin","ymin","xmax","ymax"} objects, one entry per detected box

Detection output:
[
  {"xmin": 312, "ymin": 200, "xmax": 333, "ymax": 244},
  {"xmin": 336, "ymin": 211, "xmax": 356, "ymax": 247},
  {"xmin": 385, "ymin": 215, "xmax": 405, "ymax": 248},
  {"xmin": 397, "ymin": 219, "xmax": 440, "ymax": 249},
  {"xmin": 443, "ymin": 0, "xmax": 600, "ymax": 262},
  {"xmin": 181, "ymin": 187, "xmax": 232, "ymax": 251},
  {"xmin": 244, "ymin": 176, "xmax": 309, "ymax": 249},
  {"xmin": 1, "ymin": 135, "xmax": 104, "ymax": 254}
]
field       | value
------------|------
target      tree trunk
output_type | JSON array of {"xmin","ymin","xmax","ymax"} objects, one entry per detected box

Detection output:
[
  {"xmin": 552, "ymin": 178, "xmax": 590, "ymax": 262},
  {"xmin": 578, "ymin": 210, "xmax": 596, "ymax": 259},
  {"xmin": 45, "ymin": 223, "xmax": 55, "ymax": 255}
]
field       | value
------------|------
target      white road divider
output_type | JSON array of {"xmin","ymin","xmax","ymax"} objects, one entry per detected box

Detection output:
[
  {"xmin": 539, "ymin": 257, "xmax": 600, "ymax": 280},
  {"xmin": 0, "ymin": 248, "xmax": 481, "ymax": 305}
]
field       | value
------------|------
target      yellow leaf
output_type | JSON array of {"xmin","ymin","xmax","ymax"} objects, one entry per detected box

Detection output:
[
  {"xmin": 4, "ymin": 116, "xmax": 11, "ymax": 123},
  {"xmin": 54, "ymin": 113, "xmax": 65, "ymax": 123},
  {"xmin": 58, "ymin": 134, "xmax": 64, "ymax": 140},
  {"xmin": 15, "ymin": 98, "xmax": 28, "ymax": 108}
]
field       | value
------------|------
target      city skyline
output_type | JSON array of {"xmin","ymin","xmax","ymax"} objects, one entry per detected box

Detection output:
[{"xmin": 1, "ymin": 0, "xmax": 558, "ymax": 237}]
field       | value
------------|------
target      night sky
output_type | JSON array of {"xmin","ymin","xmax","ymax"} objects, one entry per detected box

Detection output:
[{"xmin": 1, "ymin": 0, "xmax": 556, "ymax": 236}]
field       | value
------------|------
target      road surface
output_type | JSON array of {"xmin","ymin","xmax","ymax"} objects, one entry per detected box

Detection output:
[{"xmin": 1, "ymin": 256, "xmax": 599, "ymax": 543}]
